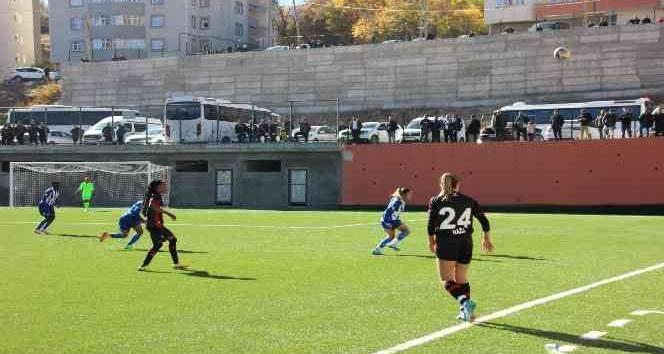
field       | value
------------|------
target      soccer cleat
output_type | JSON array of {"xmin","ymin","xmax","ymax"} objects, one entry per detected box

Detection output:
[
  {"xmin": 41, "ymin": 230, "xmax": 50, "ymax": 235},
  {"xmin": 387, "ymin": 241, "xmax": 400, "ymax": 251},
  {"xmin": 174, "ymin": 264, "xmax": 189, "ymax": 270},
  {"xmin": 461, "ymin": 299, "xmax": 477, "ymax": 323},
  {"xmin": 123, "ymin": 244, "xmax": 134, "ymax": 250},
  {"xmin": 33, "ymin": 230, "xmax": 43, "ymax": 234},
  {"xmin": 137, "ymin": 266, "xmax": 148, "ymax": 271},
  {"xmin": 371, "ymin": 247, "xmax": 384, "ymax": 256},
  {"xmin": 99, "ymin": 233, "xmax": 110, "ymax": 242}
]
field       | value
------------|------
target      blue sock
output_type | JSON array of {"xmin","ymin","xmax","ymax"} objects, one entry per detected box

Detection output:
[
  {"xmin": 36, "ymin": 220, "xmax": 47, "ymax": 230},
  {"xmin": 41, "ymin": 219, "xmax": 54, "ymax": 231},
  {"xmin": 397, "ymin": 229, "xmax": 410, "ymax": 241},
  {"xmin": 110, "ymin": 233, "xmax": 125, "ymax": 239},
  {"xmin": 126, "ymin": 233, "xmax": 141, "ymax": 246},
  {"xmin": 377, "ymin": 236, "xmax": 392, "ymax": 248}
]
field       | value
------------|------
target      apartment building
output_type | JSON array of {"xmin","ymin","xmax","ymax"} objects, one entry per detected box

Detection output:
[
  {"xmin": 50, "ymin": 0, "xmax": 278, "ymax": 64},
  {"xmin": 485, "ymin": 0, "xmax": 664, "ymax": 34},
  {"xmin": 0, "ymin": 0, "xmax": 42, "ymax": 79}
]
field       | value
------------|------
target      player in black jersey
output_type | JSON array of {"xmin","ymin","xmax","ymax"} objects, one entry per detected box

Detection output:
[
  {"xmin": 427, "ymin": 173, "xmax": 493, "ymax": 322},
  {"xmin": 138, "ymin": 180, "xmax": 188, "ymax": 271}
]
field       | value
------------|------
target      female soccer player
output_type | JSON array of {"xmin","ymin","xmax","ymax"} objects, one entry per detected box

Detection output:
[
  {"xmin": 99, "ymin": 201, "xmax": 145, "ymax": 250},
  {"xmin": 427, "ymin": 173, "xmax": 493, "ymax": 322},
  {"xmin": 35, "ymin": 182, "xmax": 60, "ymax": 234},
  {"xmin": 138, "ymin": 180, "xmax": 187, "ymax": 271},
  {"xmin": 371, "ymin": 187, "xmax": 412, "ymax": 255},
  {"xmin": 76, "ymin": 177, "xmax": 95, "ymax": 212}
]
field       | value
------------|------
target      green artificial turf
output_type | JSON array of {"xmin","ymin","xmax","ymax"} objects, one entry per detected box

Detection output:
[{"xmin": 1, "ymin": 209, "xmax": 662, "ymax": 354}]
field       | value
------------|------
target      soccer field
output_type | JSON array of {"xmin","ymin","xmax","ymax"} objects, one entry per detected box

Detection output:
[{"xmin": 1, "ymin": 208, "xmax": 663, "ymax": 354}]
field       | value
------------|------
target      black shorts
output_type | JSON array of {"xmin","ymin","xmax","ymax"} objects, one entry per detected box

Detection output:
[
  {"xmin": 147, "ymin": 226, "xmax": 175, "ymax": 243},
  {"xmin": 435, "ymin": 236, "xmax": 473, "ymax": 264}
]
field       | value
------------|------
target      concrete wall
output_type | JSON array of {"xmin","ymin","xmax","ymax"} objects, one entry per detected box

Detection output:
[
  {"xmin": 0, "ymin": 144, "xmax": 342, "ymax": 209},
  {"xmin": 62, "ymin": 24, "xmax": 664, "ymax": 116},
  {"xmin": 342, "ymin": 138, "xmax": 664, "ymax": 207}
]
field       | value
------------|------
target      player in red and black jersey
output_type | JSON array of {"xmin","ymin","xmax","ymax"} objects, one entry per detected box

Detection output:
[
  {"xmin": 427, "ymin": 173, "xmax": 493, "ymax": 322},
  {"xmin": 138, "ymin": 180, "xmax": 188, "ymax": 271}
]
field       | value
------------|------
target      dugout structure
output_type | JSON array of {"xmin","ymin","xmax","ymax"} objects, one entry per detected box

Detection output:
[{"xmin": 9, "ymin": 162, "xmax": 171, "ymax": 208}]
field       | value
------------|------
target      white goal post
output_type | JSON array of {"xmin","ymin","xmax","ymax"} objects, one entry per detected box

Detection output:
[{"xmin": 9, "ymin": 161, "xmax": 171, "ymax": 208}]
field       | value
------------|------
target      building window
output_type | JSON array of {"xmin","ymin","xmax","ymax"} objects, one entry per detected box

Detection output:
[
  {"xmin": 113, "ymin": 15, "xmax": 144, "ymax": 26},
  {"xmin": 93, "ymin": 15, "xmax": 112, "ymax": 26},
  {"xmin": 92, "ymin": 38, "xmax": 113, "ymax": 50},
  {"xmin": 200, "ymin": 17, "xmax": 210, "ymax": 29},
  {"xmin": 151, "ymin": 39, "xmax": 165, "ymax": 51},
  {"xmin": 151, "ymin": 15, "xmax": 164, "ymax": 27},
  {"xmin": 216, "ymin": 170, "xmax": 233, "ymax": 205},
  {"xmin": 289, "ymin": 169, "xmax": 308, "ymax": 206},
  {"xmin": 235, "ymin": 1, "xmax": 244, "ymax": 15},
  {"xmin": 200, "ymin": 0, "xmax": 210, "ymax": 7},
  {"xmin": 113, "ymin": 39, "xmax": 145, "ymax": 49},
  {"xmin": 191, "ymin": 16, "xmax": 197, "ymax": 28},
  {"xmin": 151, "ymin": 0, "xmax": 164, "ymax": 4},
  {"xmin": 70, "ymin": 17, "xmax": 83, "ymax": 30},
  {"xmin": 71, "ymin": 41, "xmax": 84, "ymax": 51},
  {"xmin": 191, "ymin": 0, "xmax": 197, "ymax": 5},
  {"xmin": 70, "ymin": 0, "xmax": 83, "ymax": 7},
  {"xmin": 235, "ymin": 23, "xmax": 244, "ymax": 36}
]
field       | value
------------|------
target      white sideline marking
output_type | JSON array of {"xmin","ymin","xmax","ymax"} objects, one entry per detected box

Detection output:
[
  {"xmin": 372, "ymin": 261, "xmax": 664, "ymax": 354},
  {"xmin": 607, "ymin": 319, "xmax": 631, "ymax": 328},
  {"xmin": 630, "ymin": 310, "xmax": 664, "ymax": 316},
  {"xmin": 581, "ymin": 331, "xmax": 607, "ymax": 340},
  {"xmin": 0, "ymin": 220, "xmax": 421, "ymax": 230}
]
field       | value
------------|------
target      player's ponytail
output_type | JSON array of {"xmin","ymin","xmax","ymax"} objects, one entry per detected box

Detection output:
[
  {"xmin": 391, "ymin": 187, "xmax": 411, "ymax": 199},
  {"xmin": 142, "ymin": 180, "xmax": 163, "ymax": 216},
  {"xmin": 439, "ymin": 173, "xmax": 459, "ymax": 201}
]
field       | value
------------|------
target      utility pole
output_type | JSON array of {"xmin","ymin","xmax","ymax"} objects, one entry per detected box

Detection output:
[
  {"xmin": 420, "ymin": 0, "xmax": 428, "ymax": 39},
  {"xmin": 292, "ymin": 0, "xmax": 301, "ymax": 46}
]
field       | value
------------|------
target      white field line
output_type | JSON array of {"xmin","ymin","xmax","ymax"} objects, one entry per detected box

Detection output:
[
  {"xmin": 0, "ymin": 219, "xmax": 422, "ymax": 230},
  {"xmin": 630, "ymin": 310, "xmax": 664, "ymax": 316},
  {"xmin": 580, "ymin": 331, "xmax": 607, "ymax": 340},
  {"xmin": 607, "ymin": 319, "xmax": 631, "ymax": 328},
  {"xmin": 372, "ymin": 261, "xmax": 664, "ymax": 354}
]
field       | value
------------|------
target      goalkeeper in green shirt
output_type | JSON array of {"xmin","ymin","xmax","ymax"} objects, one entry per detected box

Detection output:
[{"xmin": 77, "ymin": 177, "xmax": 96, "ymax": 212}]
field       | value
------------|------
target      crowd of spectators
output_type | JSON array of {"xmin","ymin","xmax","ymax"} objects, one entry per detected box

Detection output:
[{"xmin": 1, "ymin": 121, "xmax": 50, "ymax": 146}]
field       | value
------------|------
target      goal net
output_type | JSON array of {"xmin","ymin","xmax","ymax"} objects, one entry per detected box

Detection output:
[{"xmin": 10, "ymin": 161, "xmax": 171, "ymax": 208}]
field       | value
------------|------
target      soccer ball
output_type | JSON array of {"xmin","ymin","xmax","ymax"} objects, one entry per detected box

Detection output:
[{"xmin": 554, "ymin": 46, "xmax": 571, "ymax": 60}]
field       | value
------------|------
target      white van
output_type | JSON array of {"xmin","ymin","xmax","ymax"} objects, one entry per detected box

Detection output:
[{"xmin": 83, "ymin": 116, "xmax": 163, "ymax": 144}]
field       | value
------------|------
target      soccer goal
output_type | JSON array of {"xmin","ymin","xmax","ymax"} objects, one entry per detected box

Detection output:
[{"xmin": 9, "ymin": 161, "xmax": 171, "ymax": 208}]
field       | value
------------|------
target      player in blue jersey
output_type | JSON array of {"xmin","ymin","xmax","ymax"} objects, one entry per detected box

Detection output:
[
  {"xmin": 35, "ymin": 182, "xmax": 61, "ymax": 234},
  {"xmin": 372, "ymin": 187, "xmax": 412, "ymax": 255},
  {"xmin": 99, "ymin": 201, "xmax": 145, "ymax": 249}
]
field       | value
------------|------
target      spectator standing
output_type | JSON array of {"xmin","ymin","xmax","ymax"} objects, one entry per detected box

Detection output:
[
  {"xmin": 420, "ymin": 116, "xmax": 431, "ymax": 143},
  {"xmin": 442, "ymin": 114, "xmax": 452, "ymax": 143},
  {"xmin": 15, "ymin": 122, "xmax": 26, "ymax": 145},
  {"xmin": 350, "ymin": 117, "xmax": 362, "ymax": 144},
  {"xmin": 102, "ymin": 123, "xmax": 114, "ymax": 143},
  {"xmin": 38, "ymin": 123, "xmax": 49, "ymax": 145},
  {"xmin": 431, "ymin": 116, "xmax": 442, "ymax": 143},
  {"xmin": 513, "ymin": 111, "xmax": 529, "ymax": 141},
  {"xmin": 639, "ymin": 108, "xmax": 653, "ymax": 138},
  {"xmin": 654, "ymin": 105, "xmax": 664, "ymax": 136},
  {"xmin": 235, "ymin": 122, "xmax": 248, "ymax": 143},
  {"xmin": 116, "ymin": 123, "xmax": 126, "ymax": 145},
  {"xmin": 387, "ymin": 116, "xmax": 398, "ymax": 144},
  {"xmin": 550, "ymin": 109, "xmax": 564, "ymax": 140},
  {"xmin": 451, "ymin": 114, "xmax": 462, "ymax": 143},
  {"xmin": 28, "ymin": 121, "xmax": 38, "ymax": 145},
  {"xmin": 494, "ymin": 111, "xmax": 506, "ymax": 140},
  {"xmin": 620, "ymin": 108, "xmax": 634, "ymax": 138},
  {"xmin": 595, "ymin": 110, "xmax": 606, "ymax": 139},
  {"xmin": 1, "ymin": 125, "xmax": 10, "ymax": 145},
  {"xmin": 467, "ymin": 115, "xmax": 481, "ymax": 143},
  {"xmin": 71, "ymin": 124, "xmax": 83, "ymax": 145},
  {"xmin": 526, "ymin": 121, "xmax": 536, "ymax": 141},
  {"xmin": 8, "ymin": 124, "xmax": 16, "ymax": 145},
  {"xmin": 578, "ymin": 109, "xmax": 592, "ymax": 140},
  {"xmin": 604, "ymin": 109, "xmax": 617, "ymax": 139},
  {"xmin": 268, "ymin": 120, "xmax": 278, "ymax": 143},
  {"xmin": 258, "ymin": 119, "xmax": 269, "ymax": 143},
  {"xmin": 299, "ymin": 119, "xmax": 311, "ymax": 143}
]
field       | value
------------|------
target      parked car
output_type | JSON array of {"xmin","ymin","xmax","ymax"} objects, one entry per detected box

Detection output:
[
  {"xmin": 401, "ymin": 117, "xmax": 467, "ymax": 143},
  {"xmin": 47, "ymin": 130, "xmax": 73, "ymax": 144},
  {"xmin": 125, "ymin": 127, "xmax": 168, "ymax": 145},
  {"xmin": 9, "ymin": 67, "xmax": 46, "ymax": 82},
  {"xmin": 338, "ymin": 122, "xmax": 403, "ymax": 144},
  {"xmin": 528, "ymin": 21, "xmax": 570, "ymax": 32},
  {"xmin": 381, "ymin": 39, "xmax": 402, "ymax": 44},
  {"xmin": 48, "ymin": 70, "xmax": 62, "ymax": 81},
  {"xmin": 83, "ymin": 116, "xmax": 162, "ymax": 144},
  {"xmin": 291, "ymin": 125, "xmax": 337, "ymax": 142},
  {"xmin": 265, "ymin": 45, "xmax": 289, "ymax": 51}
]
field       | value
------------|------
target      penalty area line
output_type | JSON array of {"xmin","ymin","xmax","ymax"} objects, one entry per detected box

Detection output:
[{"xmin": 371, "ymin": 261, "xmax": 664, "ymax": 354}]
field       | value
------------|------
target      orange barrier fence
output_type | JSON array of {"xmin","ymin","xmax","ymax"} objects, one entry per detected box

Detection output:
[{"xmin": 342, "ymin": 139, "xmax": 664, "ymax": 207}]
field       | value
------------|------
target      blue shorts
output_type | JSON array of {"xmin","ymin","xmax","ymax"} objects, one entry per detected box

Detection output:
[
  {"xmin": 39, "ymin": 205, "xmax": 54, "ymax": 218},
  {"xmin": 381, "ymin": 219, "xmax": 402, "ymax": 230},
  {"xmin": 119, "ymin": 216, "xmax": 141, "ymax": 232}
]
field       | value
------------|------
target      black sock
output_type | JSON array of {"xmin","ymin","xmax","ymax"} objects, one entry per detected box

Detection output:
[
  {"xmin": 169, "ymin": 238, "xmax": 179, "ymax": 265},
  {"xmin": 142, "ymin": 242, "xmax": 162, "ymax": 267},
  {"xmin": 444, "ymin": 281, "xmax": 470, "ymax": 304}
]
